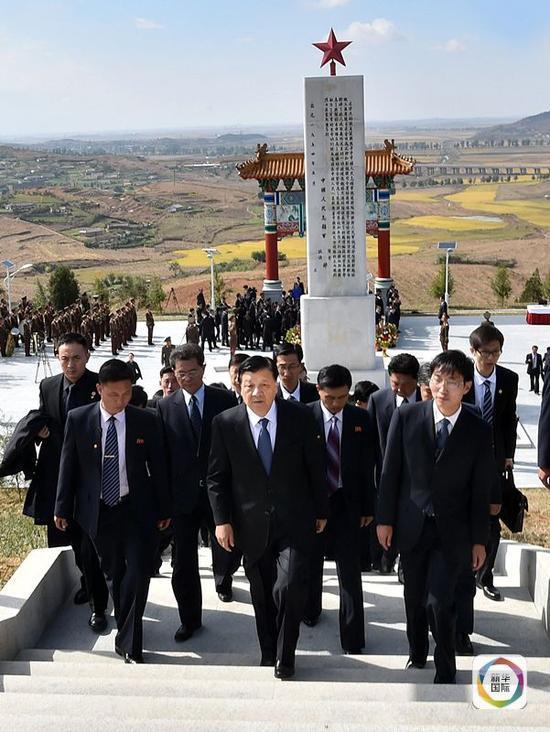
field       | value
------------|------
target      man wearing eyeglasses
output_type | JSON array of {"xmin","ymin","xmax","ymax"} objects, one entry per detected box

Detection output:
[
  {"xmin": 377, "ymin": 351, "xmax": 494, "ymax": 684},
  {"xmin": 274, "ymin": 343, "xmax": 319, "ymax": 404},
  {"xmin": 157, "ymin": 344, "xmax": 238, "ymax": 643},
  {"xmin": 465, "ymin": 325, "xmax": 518, "ymax": 604}
]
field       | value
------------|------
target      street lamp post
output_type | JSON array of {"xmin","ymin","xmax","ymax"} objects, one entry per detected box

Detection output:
[
  {"xmin": 202, "ymin": 248, "xmax": 218, "ymax": 309},
  {"xmin": 436, "ymin": 242, "xmax": 458, "ymax": 309},
  {"xmin": 2, "ymin": 260, "xmax": 33, "ymax": 312}
]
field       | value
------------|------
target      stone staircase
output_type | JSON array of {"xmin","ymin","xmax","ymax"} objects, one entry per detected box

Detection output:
[{"xmin": 1, "ymin": 549, "xmax": 549, "ymax": 730}]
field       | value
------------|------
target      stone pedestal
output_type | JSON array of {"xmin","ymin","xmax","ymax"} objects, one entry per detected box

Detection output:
[{"xmin": 301, "ymin": 294, "xmax": 386, "ymax": 386}]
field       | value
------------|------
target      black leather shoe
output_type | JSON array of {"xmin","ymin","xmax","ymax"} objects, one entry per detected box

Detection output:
[
  {"xmin": 379, "ymin": 556, "xmax": 395, "ymax": 574},
  {"xmin": 73, "ymin": 587, "xmax": 89, "ymax": 605},
  {"xmin": 88, "ymin": 612, "xmax": 107, "ymax": 633},
  {"xmin": 302, "ymin": 616, "xmax": 319, "ymax": 627},
  {"xmin": 115, "ymin": 645, "xmax": 144, "ymax": 664},
  {"xmin": 260, "ymin": 654, "xmax": 275, "ymax": 667},
  {"xmin": 482, "ymin": 584, "xmax": 502, "ymax": 602},
  {"xmin": 434, "ymin": 673, "xmax": 455, "ymax": 684},
  {"xmin": 217, "ymin": 590, "xmax": 233, "ymax": 603},
  {"xmin": 174, "ymin": 623, "xmax": 201, "ymax": 642},
  {"xmin": 405, "ymin": 657, "xmax": 426, "ymax": 670},
  {"xmin": 455, "ymin": 632, "xmax": 474, "ymax": 656},
  {"xmin": 274, "ymin": 661, "xmax": 295, "ymax": 680}
]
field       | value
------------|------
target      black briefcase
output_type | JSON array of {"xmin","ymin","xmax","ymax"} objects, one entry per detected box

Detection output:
[{"xmin": 499, "ymin": 469, "xmax": 528, "ymax": 534}]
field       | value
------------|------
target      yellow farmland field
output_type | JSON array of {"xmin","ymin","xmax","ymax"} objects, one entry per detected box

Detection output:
[
  {"xmin": 400, "ymin": 214, "xmax": 505, "ymax": 231},
  {"xmin": 175, "ymin": 236, "xmax": 419, "ymax": 268},
  {"xmin": 394, "ymin": 190, "xmax": 439, "ymax": 202},
  {"xmin": 446, "ymin": 184, "xmax": 550, "ymax": 228}
]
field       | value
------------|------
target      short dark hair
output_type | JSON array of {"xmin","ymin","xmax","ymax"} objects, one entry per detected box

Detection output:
[
  {"xmin": 388, "ymin": 353, "xmax": 419, "ymax": 379},
  {"xmin": 317, "ymin": 364, "xmax": 352, "ymax": 390},
  {"xmin": 170, "ymin": 344, "xmax": 205, "ymax": 368},
  {"xmin": 273, "ymin": 342, "xmax": 303, "ymax": 363},
  {"xmin": 130, "ymin": 384, "xmax": 148, "ymax": 408},
  {"xmin": 469, "ymin": 324, "xmax": 504, "ymax": 350},
  {"xmin": 417, "ymin": 362, "xmax": 432, "ymax": 386},
  {"xmin": 228, "ymin": 352, "xmax": 250, "ymax": 370},
  {"xmin": 239, "ymin": 355, "xmax": 278, "ymax": 382},
  {"xmin": 98, "ymin": 359, "xmax": 133, "ymax": 384},
  {"xmin": 352, "ymin": 380, "xmax": 379, "ymax": 402},
  {"xmin": 430, "ymin": 350, "xmax": 474, "ymax": 383},
  {"xmin": 58, "ymin": 332, "xmax": 88, "ymax": 350},
  {"xmin": 159, "ymin": 366, "xmax": 174, "ymax": 379}
]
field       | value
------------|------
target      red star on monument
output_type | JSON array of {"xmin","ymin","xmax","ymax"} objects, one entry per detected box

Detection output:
[{"xmin": 313, "ymin": 28, "xmax": 352, "ymax": 75}]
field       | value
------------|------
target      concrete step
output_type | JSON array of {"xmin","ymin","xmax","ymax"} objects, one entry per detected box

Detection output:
[
  {"xmin": 0, "ymin": 693, "xmax": 547, "ymax": 728},
  {"xmin": 0, "ymin": 715, "xmax": 538, "ymax": 732},
  {"xmin": 4, "ymin": 656, "xmax": 550, "ymax": 692}
]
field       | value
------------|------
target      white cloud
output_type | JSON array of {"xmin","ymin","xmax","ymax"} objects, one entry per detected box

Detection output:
[
  {"xmin": 134, "ymin": 17, "xmax": 163, "ymax": 30},
  {"xmin": 344, "ymin": 18, "xmax": 403, "ymax": 44},
  {"xmin": 435, "ymin": 38, "xmax": 466, "ymax": 53},
  {"xmin": 314, "ymin": 0, "xmax": 352, "ymax": 7}
]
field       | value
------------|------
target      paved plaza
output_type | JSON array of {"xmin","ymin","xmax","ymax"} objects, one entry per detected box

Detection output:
[{"xmin": 0, "ymin": 312, "xmax": 546, "ymax": 488}]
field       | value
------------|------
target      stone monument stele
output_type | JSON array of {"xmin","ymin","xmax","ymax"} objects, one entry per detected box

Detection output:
[{"xmin": 300, "ymin": 32, "xmax": 385, "ymax": 386}]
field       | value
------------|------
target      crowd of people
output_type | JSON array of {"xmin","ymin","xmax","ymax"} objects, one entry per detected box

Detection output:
[
  {"xmin": 0, "ymin": 294, "xmax": 138, "ymax": 359},
  {"xmin": 0, "ymin": 291, "xmax": 549, "ymax": 686}
]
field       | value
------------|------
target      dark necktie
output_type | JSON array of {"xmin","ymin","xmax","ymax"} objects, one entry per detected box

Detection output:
[
  {"xmin": 257, "ymin": 417, "xmax": 272, "ymax": 474},
  {"xmin": 189, "ymin": 395, "xmax": 202, "ymax": 442},
  {"xmin": 435, "ymin": 418, "xmax": 450, "ymax": 454},
  {"xmin": 288, "ymin": 395, "xmax": 297, "ymax": 401},
  {"xmin": 102, "ymin": 416, "xmax": 120, "ymax": 506},
  {"xmin": 401, "ymin": 396, "xmax": 409, "ymax": 405},
  {"xmin": 482, "ymin": 380, "xmax": 493, "ymax": 424},
  {"xmin": 326, "ymin": 416, "xmax": 340, "ymax": 495},
  {"xmin": 64, "ymin": 383, "xmax": 75, "ymax": 416}
]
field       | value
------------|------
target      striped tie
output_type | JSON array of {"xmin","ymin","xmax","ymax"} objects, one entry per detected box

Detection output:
[
  {"xmin": 101, "ymin": 416, "xmax": 120, "ymax": 506},
  {"xmin": 326, "ymin": 416, "xmax": 340, "ymax": 495},
  {"xmin": 482, "ymin": 380, "xmax": 493, "ymax": 424}
]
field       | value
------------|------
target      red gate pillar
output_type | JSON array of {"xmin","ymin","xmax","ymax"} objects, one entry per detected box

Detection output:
[
  {"xmin": 262, "ymin": 191, "xmax": 282, "ymax": 300},
  {"xmin": 375, "ymin": 187, "xmax": 393, "ymax": 293}
]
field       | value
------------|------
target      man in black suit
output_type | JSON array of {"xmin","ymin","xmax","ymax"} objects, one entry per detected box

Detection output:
[
  {"xmin": 157, "ymin": 344, "xmax": 239, "ymax": 642},
  {"xmin": 438, "ymin": 295, "xmax": 448, "ymax": 324},
  {"xmin": 208, "ymin": 355, "xmax": 328, "ymax": 679},
  {"xmin": 367, "ymin": 353, "xmax": 420, "ymax": 573},
  {"xmin": 465, "ymin": 325, "xmax": 518, "ymax": 604},
  {"xmin": 526, "ymin": 345, "xmax": 543, "ymax": 395},
  {"xmin": 200, "ymin": 309, "xmax": 217, "ymax": 352},
  {"xmin": 274, "ymin": 343, "xmax": 319, "ymax": 403},
  {"xmin": 538, "ymin": 376, "xmax": 550, "ymax": 488},
  {"xmin": 26, "ymin": 332, "xmax": 108, "ymax": 629},
  {"xmin": 55, "ymin": 359, "xmax": 171, "ymax": 663},
  {"xmin": 377, "ymin": 350, "xmax": 494, "ymax": 684},
  {"xmin": 228, "ymin": 352, "xmax": 250, "ymax": 404},
  {"xmin": 304, "ymin": 365, "xmax": 375, "ymax": 653}
]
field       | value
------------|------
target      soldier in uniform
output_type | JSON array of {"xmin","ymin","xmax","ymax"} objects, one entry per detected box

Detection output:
[{"xmin": 145, "ymin": 307, "xmax": 155, "ymax": 346}]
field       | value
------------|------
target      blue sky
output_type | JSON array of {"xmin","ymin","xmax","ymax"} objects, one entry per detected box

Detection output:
[{"xmin": 0, "ymin": 0, "xmax": 548, "ymax": 136}]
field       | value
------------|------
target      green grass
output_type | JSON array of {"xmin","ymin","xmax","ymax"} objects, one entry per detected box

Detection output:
[{"xmin": 0, "ymin": 488, "xmax": 47, "ymax": 590}]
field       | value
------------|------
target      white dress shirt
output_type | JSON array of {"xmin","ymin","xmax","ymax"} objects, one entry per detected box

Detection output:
[
  {"xmin": 279, "ymin": 382, "xmax": 300, "ymax": 401},
  {"xmin": 432, "ymin": 401, "xmax": 462, "ymax": 435},
  {"xmin": 99, "ymin": 403, "xmax": 129, "ymax": 498},
  {"xmin": 473, "ymin": 367, "xmax": 496, "ymax": 409},
  {"xmin": 182, "ymin": 383, "xmax": 205, "ymax": 417},
  {"xmin": 246, "ymin": 400, "xmax": 277, "ymax": 451},
  {"xmin": 396, "ymin": 390, "xmax": 418, "ymax": 408},
  {"xmin": 320, "ymin": 402, "xmax": 343, "ymax": 488}
]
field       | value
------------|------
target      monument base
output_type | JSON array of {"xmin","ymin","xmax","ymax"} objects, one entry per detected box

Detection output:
[
  {"xmin": 300, "ymin": 294, "xmax": 387, "ymax": 387},
  {"xmin": 262, "ymin": 279, "xmax": 283, "ymax": 302}
]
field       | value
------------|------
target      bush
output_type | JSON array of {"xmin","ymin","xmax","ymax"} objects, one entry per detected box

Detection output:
[
  {"xmin": 251, "ymin": 250, "xmax": 266, "ymax": 263},
  {"xmin": 491, "ymin": 266, "xmax": 512, "ymax": 306},
  {"xmin": 520, "ymin": 269, "xmax": 545, "ymax": 303},
  {"xmin": 430, "ymin": 263, "xmax": 454, "ymax": 300},
  {"xmin": 48, "ymin": 266, "xmax": 79, "ymax": 310}
]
